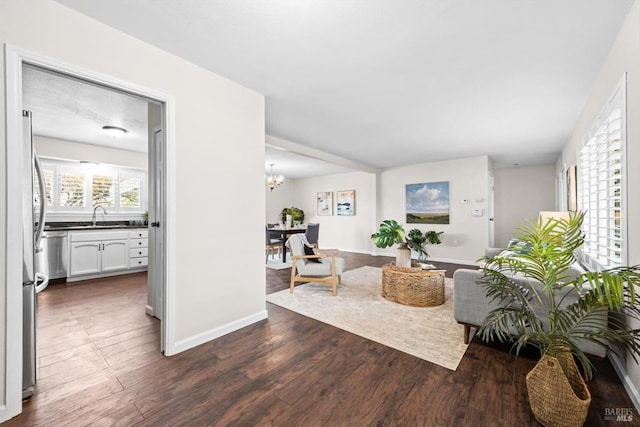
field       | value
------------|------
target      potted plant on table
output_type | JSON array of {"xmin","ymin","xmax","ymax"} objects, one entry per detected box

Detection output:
[
  {"xmin": 406, "ymin": 229, "xmax": 443, "ymax": 263},
  {"xmin": 478, "ymin": 211, "xmax": 640, "ymax": 426},
  {"xmin": 280, "ymin": 207, "xmax": 304, "ymax": 227},
  {"xmin": 371, "ymin": 219, "xmax": 411, "ymax": 267}
]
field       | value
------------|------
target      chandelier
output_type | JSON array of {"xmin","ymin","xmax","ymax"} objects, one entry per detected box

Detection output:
[{"xmin": 265, "ymin": 163, "xmax": 284, "ymax": 191}]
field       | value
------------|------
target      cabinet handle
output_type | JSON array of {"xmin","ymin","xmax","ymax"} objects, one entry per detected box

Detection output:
[
  {"xmin": 138, "ymin": 242, "xmax": 142, "ymax": 245},
  {"xmin": 102, "ymin": 243, "xmax": 105, "ymax": 250},
  {"xmin": 138, "ymin": 251, "xmax": 142, "ymax": 255}
]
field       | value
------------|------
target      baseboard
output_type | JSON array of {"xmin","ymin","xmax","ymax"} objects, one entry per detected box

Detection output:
[
  {"xmin": 173, "ymin": 310, "xmax": 268, "ymax": 354},
  {"xmin": 340, "ymin": 248, "xmax": 377, "ymax": 255},
  {"xmin": 145, "ymin": 304, "xmax": 155, "ymax": 317},
  {"xmin": 428, "ymin": 256, "xmax": 478, "ymax": 266},
  {"xmin": 369, "ymin": 252, "xmax": 477, "ymax": 267},
  {"xmin": 608, "ymin": 351, "xmax": 640, "ymax": 413}
]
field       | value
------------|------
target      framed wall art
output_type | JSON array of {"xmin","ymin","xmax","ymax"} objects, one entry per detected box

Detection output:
[
  {"xmin": 566, "ymin": 165, "xmax": 577, "ymax": 212},
  {"xmin": 405, "ymin": 181, "xmax": 450, "ymax": 224},
  {"xmin": 317, "ymin": 191, "xmax": 333, "ymax": 216},
  {"xmin": 336, "ymin": 190, "xmax": 355, "ymax": 216}
]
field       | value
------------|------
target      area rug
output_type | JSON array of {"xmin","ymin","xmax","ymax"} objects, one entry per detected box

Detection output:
[
  {"xmin": 266, "ymin": 258, "xmax": 292, "ymax": 270},
  {"xmin": 266, "ymin": 266, "xmax": 468, "ymax": 370}
]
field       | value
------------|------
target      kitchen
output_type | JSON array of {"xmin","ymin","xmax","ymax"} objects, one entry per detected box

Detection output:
[{"xmin": 21, "ymin": 63, "xmax": 163, "ymax": 400}]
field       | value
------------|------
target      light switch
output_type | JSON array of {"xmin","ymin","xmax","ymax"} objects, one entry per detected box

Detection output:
[{"xmin": 471, "ymin": 208, "xmax": 483, "ymax": 216}]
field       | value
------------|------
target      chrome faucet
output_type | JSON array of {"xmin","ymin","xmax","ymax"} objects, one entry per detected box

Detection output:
[{"xmin": 92, "ymin": 205, "xmax": 108, "ymax": 226}]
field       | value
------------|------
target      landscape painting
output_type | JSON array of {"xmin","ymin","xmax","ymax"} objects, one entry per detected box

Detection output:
[
  {"xmin": 336, "ymin": 190, "xmax": 355, "ymax": 216},
  {"xmin": 406, "ymin": 181, "xmax": 450, "ymax": 224}
]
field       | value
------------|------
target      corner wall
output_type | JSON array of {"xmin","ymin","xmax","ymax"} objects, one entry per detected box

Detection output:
[
  {"xmin": 292, "ymin": 171, "xmax": 377, "ymax": 253},
  {"xmin": 493, "ymin": 165, "xmax": 556, "ymax": 247},
  {"xmin": 559, "ymin": 0, "xmax": 640, "ymax": 409},
  {"xmin": 0, "ymin": 1, "xmax": 266, "ymax": 420},
  {"xmin": 377, "ymin": 156, "xmax": 490, "ymax": 264}
]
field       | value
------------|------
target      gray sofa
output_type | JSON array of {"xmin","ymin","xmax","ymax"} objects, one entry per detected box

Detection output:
[{"xmin": 452, "ymin": 248, "xmax": 607, "ymax": 358}]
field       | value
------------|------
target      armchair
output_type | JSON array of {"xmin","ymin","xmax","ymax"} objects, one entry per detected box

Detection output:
[{"xmin": 286, "ymin": 234, "xmax": 345, "ymax": 295}]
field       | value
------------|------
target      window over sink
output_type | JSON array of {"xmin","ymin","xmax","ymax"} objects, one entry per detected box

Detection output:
[{"xmin": 36, "ymin": 157, "xmax": 147, "ymax": 219}]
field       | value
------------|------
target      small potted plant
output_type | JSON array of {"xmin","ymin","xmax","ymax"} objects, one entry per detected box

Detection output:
[
  {"xmin": 406, "ymin": 229, "xmax": 443, "ymax": 262},
  {"xmin": 371, "ymin": 220, "xmax": 411, "ymax": 267},
  {"xmin": 281, "ymin": 207, "xmax": 304, "ymax": 227}
]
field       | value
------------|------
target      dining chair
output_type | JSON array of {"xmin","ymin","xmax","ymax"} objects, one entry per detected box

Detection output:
[
  {"xmin": 305, "ymin": 223, "xmax": 320, "ymax": 248},
  {"xmin": 286, "ymin": 234, "xmax": 345, "ymax": 295},
  {"xmin": 265, "ymin": 226, "xmax": 282, "ymax": 262}
]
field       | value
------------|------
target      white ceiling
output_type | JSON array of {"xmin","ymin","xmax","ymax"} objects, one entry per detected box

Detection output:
[
  {"xmin": 265, "ymin": 146, "xmax": 355, "ymax": 179},
  {"xmin": 54, "ymin": 0, "xmax": 633, "ymax": 169},
  {"xmin": 22, "ymin": 65, "xmax": 150, "ymax": 153}
]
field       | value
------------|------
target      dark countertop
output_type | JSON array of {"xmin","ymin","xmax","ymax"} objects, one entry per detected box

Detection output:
[{"xmin": 44, "ymin": 222, "xmax": 147, "ymax": 231}]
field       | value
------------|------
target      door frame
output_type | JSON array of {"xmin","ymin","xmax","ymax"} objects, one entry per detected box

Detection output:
[{"xmin": 4, "ymin": 44, "xmax": 177, "ymax": 419}]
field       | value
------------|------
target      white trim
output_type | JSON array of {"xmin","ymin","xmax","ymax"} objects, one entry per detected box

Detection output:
[
  {"xmin": 3, "ymin": 44, "xmax": 177, "ymax": 419},
  {"xmin": 3, "ymin": 44, "xmax": 25, "ymax": 422},
  {"xmin": 608, "ymin": 351, "xmax": 640, "ymax": 413},
  {"xmin": 66, "ymin": 268, "xmax": 147, "ymax": 282},
  {"xmin": 173, "ymin": 310, "xmax": 269, "ymax": 354},
  {"xmin": 370, "ymin": 251, "xmax": 478, "ymax": 267}
]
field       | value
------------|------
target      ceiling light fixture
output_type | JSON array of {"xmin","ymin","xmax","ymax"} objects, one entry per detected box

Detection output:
[
  {"xmin": 265, "ymin": 163, "xmax": 284, "ymax": 191},
  {"xmin": 102, "ymin": 125, "xmax": 127, "ymax": 138}
]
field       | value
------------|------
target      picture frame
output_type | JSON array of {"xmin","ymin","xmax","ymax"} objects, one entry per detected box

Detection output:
[
  {"xmin": 317, "ymin": 191, "xmax": 333, "ymax": 216},
  {"xmin": 336, "ymin": 190, "xmax": 355, "ymax": 216},
  {"xmin": 405, "ymin": 181, "xmax": 450, "ymax": 224},
  {"xmin": 566, "ymin": 165, "xmax": 577, "ymax": 212}
]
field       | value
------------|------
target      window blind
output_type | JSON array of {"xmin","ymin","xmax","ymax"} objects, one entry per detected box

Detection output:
[{"xmin": 579, "ymin": 84, "xmax": 625, "ymax": 269}]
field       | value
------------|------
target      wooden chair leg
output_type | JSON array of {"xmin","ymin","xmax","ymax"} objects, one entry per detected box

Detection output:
[
  {"xmin": 464, "ymin": 324, "xmax": 470, "ymax": 344},
  {"xmin": 290, "ymin": 259, "xmax": 297, "ymax": 293}
]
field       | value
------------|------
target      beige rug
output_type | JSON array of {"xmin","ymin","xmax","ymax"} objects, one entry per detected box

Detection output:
[{"xmin": 266, "ymin": 266, "xmax": 468, "ymax": 370}]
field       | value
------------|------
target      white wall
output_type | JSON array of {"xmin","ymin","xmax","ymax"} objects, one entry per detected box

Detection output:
[
  {"xmin": 265, "ymin": 181, "xmax": 296, "ymax": 224},
  {"xmin": 0, "ymin": 0, "xmax": 266, "ymax": 419},
  {"xmin": 35, "ymin": 136, "xmax": 148, "ymax": 169},
  {"xmin": 493, "ymin": 165, "xmax": 556, "ymax": 247},
  {"xmin": 559, "ymin": 0, "xmax": 640, "ymax": 409},
  {"xmin": 378, "ymin": 156, "xmax": 490, "ymax": 264},
  {"xmin": 292, "ymin": 171, "xmax": 377, "ymax": 253}
]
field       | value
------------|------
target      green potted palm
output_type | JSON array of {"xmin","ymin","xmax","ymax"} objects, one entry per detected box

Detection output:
[
  {"xmin": 479, "ymin": 212, "xmax": 640, "ymax": 426},
  {"xmin": 406, "ymin": 229, "xmax": 443, "ymax": 262},
  {"xmin": 371, "ymin": 219, "xmax": 411, "ymax": 267}
]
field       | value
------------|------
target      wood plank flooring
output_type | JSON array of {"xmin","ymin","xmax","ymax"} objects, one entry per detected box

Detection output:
[{"xmin": 4, "ymin": 253, "xmax": 638, "ymax": 426}]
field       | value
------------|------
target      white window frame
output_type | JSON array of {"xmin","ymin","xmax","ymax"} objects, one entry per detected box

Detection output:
[
  {"xmin": 579, "ymin": 75, "xmax": 627, "ymax": 271},
  {"xmin": 40, "ymin": 157, "xmax": 148, "ymax": 220}
]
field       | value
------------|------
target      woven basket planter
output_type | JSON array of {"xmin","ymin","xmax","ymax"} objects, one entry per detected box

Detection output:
[
  {"xmin": 381, "ymin": 263, "xmax": 444, "ymax": 307},
  {"xmin": 526, "ymin": 353, "xmax": 591, "ymax": 427}
]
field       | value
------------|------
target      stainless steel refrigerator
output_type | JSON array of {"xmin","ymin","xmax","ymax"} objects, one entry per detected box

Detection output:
[{"xmin": 22, "ymin": 110, "xmax": 49, "ymax": 399}]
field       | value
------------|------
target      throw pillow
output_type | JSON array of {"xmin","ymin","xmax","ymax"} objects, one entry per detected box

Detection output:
[
  {"xmin": 507, "ymin": 238, "xmax": 533, "ymax": 254},
  {"xmin": 304, "ymin": 244, "xmax": 322, "ymax": 263}
]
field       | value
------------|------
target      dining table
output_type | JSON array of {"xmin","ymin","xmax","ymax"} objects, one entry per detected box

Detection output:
[{"xmin": 267, "ymin": 225, "xmax": 306, "ymax": 262}]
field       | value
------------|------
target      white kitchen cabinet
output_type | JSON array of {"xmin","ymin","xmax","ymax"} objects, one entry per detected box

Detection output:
[
  {"xmin": 128, "ymin": 229, "xmax": 149, "ymax": 268},
  {"xmin": 69, "ymin": 230, "xmax": 129, "ymax": 277}
]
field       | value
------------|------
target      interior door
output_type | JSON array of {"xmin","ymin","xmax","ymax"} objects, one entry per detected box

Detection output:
[{"xmin": 148, "ymin": 126, "xmax": 166, "ymax": 351}]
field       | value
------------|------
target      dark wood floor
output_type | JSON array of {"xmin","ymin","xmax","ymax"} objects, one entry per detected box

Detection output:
[{"xmin": 4, "ymin": 253, "xmax": 638, "ymax": 426}]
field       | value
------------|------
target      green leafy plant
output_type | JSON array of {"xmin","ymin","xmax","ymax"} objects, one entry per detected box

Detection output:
[
  {"xmin": 280, "ymin": 207, "xmax": 304, "ymax": 224},
  {"xmin": 479, "ymin": 211, "xmax": 640, "ymax": 379},
  {"xmin": 371, "ymin": 219, "xmax": 406, "ymax": 248},
  {"xmin": 406, "ymin": 229, "xmax": 443, "ymax": 261}
]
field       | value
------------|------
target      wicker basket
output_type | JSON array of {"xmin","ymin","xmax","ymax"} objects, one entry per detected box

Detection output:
[
  {"xmin": 381, "ymin": 263, "xmax": 445, "ymax": 307},
  {"xmin": 526, "ymin": 353, "xmax": 591, "ymax": 427}
]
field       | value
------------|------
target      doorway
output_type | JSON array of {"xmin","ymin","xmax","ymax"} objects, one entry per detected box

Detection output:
[{"xmin": 5, "ymin": 46, "xmax": 175, "ymax": 417}]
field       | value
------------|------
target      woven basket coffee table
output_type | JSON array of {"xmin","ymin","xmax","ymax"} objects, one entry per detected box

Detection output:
[{"xmin": 381, "ymin": 263, "xmax": 445, "ymax": 307}]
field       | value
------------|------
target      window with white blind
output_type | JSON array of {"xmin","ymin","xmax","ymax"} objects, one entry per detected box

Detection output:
[
  {"xmin": 36, "ymin": 158, "xmax": 147, "ymax": 217},
  {"xmin": 579, "ymin": 79, "xmax": 626, "ymax": 270}
]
